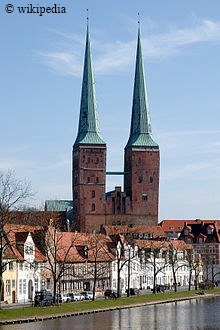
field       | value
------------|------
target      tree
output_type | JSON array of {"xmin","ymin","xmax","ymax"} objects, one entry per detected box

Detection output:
[
  {"xmin": 185, "ymin": 249, "xmax": 202, "ymax": 291},
  {"xmin": 36, "ymin": 222, "xmax": 78, "ymax": 304},
  {"xmin": 86, "ymin": 233, "xmax": 113, "ymax": 300},
  {"xmin": 141, "ymin": 240, "xmax": 169, "ymax": 294},
  {"xmin": 0, "ymin": 170, "xmax": 33, "ymax": 305}
]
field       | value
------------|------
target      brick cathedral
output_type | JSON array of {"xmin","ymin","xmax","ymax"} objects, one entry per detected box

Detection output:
[{"xmin": 72, "ymin": 25, "xmax": 160, "ymax": 232}]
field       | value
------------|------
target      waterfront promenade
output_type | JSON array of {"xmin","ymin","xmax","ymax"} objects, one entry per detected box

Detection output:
[{"xmin": 0, "ymin": 290, "xmax": 219, "ymax": 326}]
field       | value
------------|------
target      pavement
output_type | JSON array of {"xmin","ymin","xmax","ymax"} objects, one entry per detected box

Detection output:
[{"xmin": 0, "ymin": 286, "xmax": 190, "ymax": 309}]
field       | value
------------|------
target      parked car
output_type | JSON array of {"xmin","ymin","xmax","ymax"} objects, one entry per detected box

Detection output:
[
  {"xmin": 104, "ymin": 289, "xmax": 118, "ymax": 299},
  {"xmin": 34, "ymin": 290, "xmax": 53, "ymax": 307},
  {"xmin": 126, "ymin": 288, "xmax": 140, "ymax": 295},
  {"xmin": 70, "ymin": 292, "xmax": 85, "ymax": 301},
  {"xmin": 58, "ymin": 293, "xmax": 71, "ymax": 303},
  {"xmin": 55, "ymin": 294, "xmax": 62, "ymax": 303},
  {"xmin": 81, "ymin": 291, "xmax": 94, "ymax": 300}
]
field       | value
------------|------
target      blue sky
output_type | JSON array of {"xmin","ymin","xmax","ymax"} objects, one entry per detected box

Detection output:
[{"xmin": 1, "ymin": 0, "xmax": 220, "ymax": 222}]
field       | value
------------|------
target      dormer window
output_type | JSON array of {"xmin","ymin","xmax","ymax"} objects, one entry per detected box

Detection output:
[
  {"xmin": 187, "ymin": 238, "xmax": 191, "ymax": 243},
  {"xmin": 25, "ymin": 246, "xmax": 33, "ymax": 254},
  {"xmin": 198, "ymin": 237, "xmax": 203, "ymax": 243},
  {"xmin": 207, "ymin": 227, "xmax": 213, "ymax": 235},
  {"xmin": 184, "ymin": 229, "xmax": 189, "ymax": 236}
]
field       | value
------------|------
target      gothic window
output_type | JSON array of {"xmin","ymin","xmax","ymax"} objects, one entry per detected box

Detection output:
[
  {"xmin": 87, "ymin": 177, "xmax": 90, "ymax": 183},
  {"xmin": 92, "ymin": 190, "xmax": 95, "ymax": 198},
  {"xmin": 142, "ymin": 193, "xmax": 148, "ymax": 201},
  {"xmin": 92, "ymin": 204, "xmax": 95, "ymax": 211},
  {"xmin": 138, "ymin": 176, "xmax": 143, "ymax": 183},
  {"xmin": 96, "ymin": 177, "xmax": 99, "ymax": 183},
  {"xmin": 150, "ymin": 176, "xmax": 153, "ymax": 183}
]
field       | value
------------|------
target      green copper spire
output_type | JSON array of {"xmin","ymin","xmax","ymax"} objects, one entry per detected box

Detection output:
[
  {"xmin": 74, "ymin": 24, "xmax": 106, "ymax": 146},
  {"xmin": 125, "ymin": 27, "xmax": 158, "ymax": 148}
]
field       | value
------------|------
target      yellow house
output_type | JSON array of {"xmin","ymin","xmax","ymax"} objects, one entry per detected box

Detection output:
[{"xmin": 2, "ymin": 255, "xmax": 18, "ymax": 304}]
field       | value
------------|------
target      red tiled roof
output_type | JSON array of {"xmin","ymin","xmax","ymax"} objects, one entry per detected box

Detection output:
[
  {"xmin": 135, "ymin": 240, "xmax": 169, "ymax": 250},
  {"xmin": 6, "ymin": 211, "xmax": 66, "ymax": 229},
  {"xmin": 159, "ymin": 220, "xmax": 220, "ymax": 232},
  {"xmin": 3, "ymin": 224, "xmax": 46, "ymax": 261},
  {"xmin": 102, "ymin": 225, "xmax": 166, "ymax": 238},
  {"xmin": 55, "ymin": 232, "xmax": 115, "ymax": 262},
  {"xmin": 171, "ymin": 239, "xmax": 193, "ymax": 251}
]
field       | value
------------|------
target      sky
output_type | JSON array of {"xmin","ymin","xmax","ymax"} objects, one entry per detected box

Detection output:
[{"xmin": 1, "ymin": 0, "xmax": 220, "ymax": 222}]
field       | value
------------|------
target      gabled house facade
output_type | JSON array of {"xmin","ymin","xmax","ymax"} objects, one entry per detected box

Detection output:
[
  {"xmin": 2, "ymin": 224, "xmax": 46, "ymax": 303},
  {"xmin": 179, "ymin": 221, "xmax": 220, "ymax": 282}
]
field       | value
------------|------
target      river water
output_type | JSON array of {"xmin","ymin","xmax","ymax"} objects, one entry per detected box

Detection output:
[{"xmin": 2, "ymin": 295, "xmax": 220, "ymax": 330}]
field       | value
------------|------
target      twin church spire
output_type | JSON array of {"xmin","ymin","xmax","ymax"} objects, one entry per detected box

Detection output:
[
  {"xmin": 74, "ymin": 24, "xmax": 158, "ymax": 149},
  {"xmin": 74, "ymin": 24, "xmax": 106, "ymax": 146}
]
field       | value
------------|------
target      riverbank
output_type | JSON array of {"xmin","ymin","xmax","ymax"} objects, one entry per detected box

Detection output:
[{"xmin": 0, "ymin": 288, "xmax": 220, "ymax": 326}]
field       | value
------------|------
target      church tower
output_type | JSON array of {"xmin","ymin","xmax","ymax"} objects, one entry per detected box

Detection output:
[
  {"xmin": 124, "ymin": 27, "xmax": 160, "ymax": 226},
  {"xmin": 72, "ymin": 24, "xmax": 106, "ymax": 232}
]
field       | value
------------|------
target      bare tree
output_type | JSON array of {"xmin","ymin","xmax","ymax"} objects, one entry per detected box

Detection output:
[
  {"xmin": 86, "ymin": 233, "xmax": 113, "ymax": 300},
  {"xmin": 36, "ymin": 223, "xmax": 79, "ymax": 304},
  {"xmin": 0, "ymin": 170, "xmax": 33, "ymax": 305},
  {"xmin": 185, "ymin": 249, "xmax": 202, "ymax": 290},
  {"xmin": 142, "ymin": 241, "xmax": 169, "ymax": 294}
]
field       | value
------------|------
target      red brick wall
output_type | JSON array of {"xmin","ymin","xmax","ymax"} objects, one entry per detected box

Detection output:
[
  {"xmin": 124, "ymin": 146, "xmax": 160, "ymax": 226},
  {"xmin": 72, "ymin": 145, "xmax": 106, "ymax": 232}
]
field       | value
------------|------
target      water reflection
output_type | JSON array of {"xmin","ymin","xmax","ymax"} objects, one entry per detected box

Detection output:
[{"xmin": 2, "ymin": 296, "xmax": 220, "ymax": 330}]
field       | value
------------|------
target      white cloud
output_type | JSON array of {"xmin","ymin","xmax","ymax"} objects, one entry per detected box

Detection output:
[{"xmin": 38, "ymin": 18, "xmax": 220, "ymax": 76}]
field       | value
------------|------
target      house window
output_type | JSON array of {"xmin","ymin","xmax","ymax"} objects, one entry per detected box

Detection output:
[
  {"xmin": 92, "ymin": 190, "xmax": 95, "ymax": 198},
  {"xmin": 62, "ymin": 281, "xmax": 67, "ymax": 291},
  {"xmin": 41, "ymin": 280, "xmax": 45, "ymax": 290},
  {"xmin": 149, "ymin": 176, "xmax": 153, "ymax": 183},
  {"xmin": 46, "ymin": 278, "xmax": 51, "ymax": 290},
  {"xmin": 25, "ymin": 246, "xmax": 33, "ymax": 254},
  {"xmin": 19, "ymin": 279, "xmax": 22, "ymax": 294},
  {"xmin": 6, "ymin": 280, "xmax": 11, "ymax": 296},
  {"xmin": 9, "ymin": 262, "xmax": 13, "ymax": 270},
  {"xmin": 12, "ymin": 280, "xmax": 16, "ymax": 288},
  {"xmin": 92, "ymin": 204, "xmax": 95, "ymax": 211},
  {"xmin": 19, "ymin": 262, "xmax": 23, "ymax": 271},
  {"xmin": 35, "ymin": 278, "xmax": 38, "ymax": 291},
  {"xmin": 23, "ymin": 279, "xmax": 26, "ymax": 295},
  {"xmin": 96, "ymin": 177, "xmax": 99, "ymax": 183},
  {"xmin": 87, "ymin": 177, "xmax": 90, "ymax": 183}
]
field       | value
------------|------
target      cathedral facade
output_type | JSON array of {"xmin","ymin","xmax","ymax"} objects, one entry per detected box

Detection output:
[{"xmin": 72, "ymin": 25, "xmax": 160, "ymax": 232}]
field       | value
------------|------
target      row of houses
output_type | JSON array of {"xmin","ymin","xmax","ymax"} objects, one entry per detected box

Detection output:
[{"xmin": 1, "ymin": 219, "xmax": 210, "ymax": 304}]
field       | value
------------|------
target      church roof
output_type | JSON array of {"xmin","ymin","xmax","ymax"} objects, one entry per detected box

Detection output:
[
  {"xmin": 125, "ymin": 28, "xmax": 158, "ymax": 149},
  {"xmin": 73, "ymin": 24, "xmax": 106, "ymax": 146}
]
